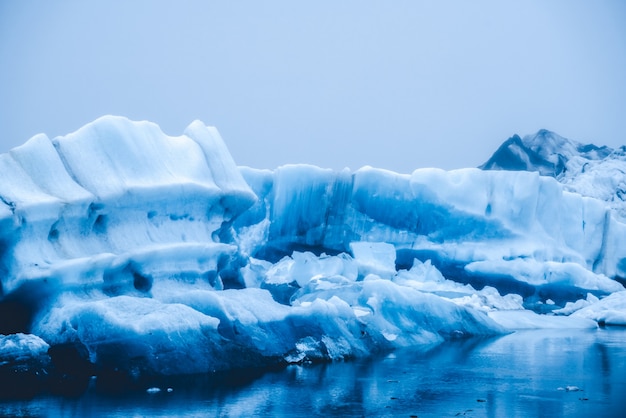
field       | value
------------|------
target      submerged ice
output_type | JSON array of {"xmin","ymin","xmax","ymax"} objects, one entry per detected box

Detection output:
[{"xmin": 0, "ymin": 116, "xmax": 625, "ymax": 390}]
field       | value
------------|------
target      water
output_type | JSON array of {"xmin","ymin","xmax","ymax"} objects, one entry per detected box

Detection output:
[{"xmin": 1, "ymin": 328, "xmax": 625, "ymax": 417}]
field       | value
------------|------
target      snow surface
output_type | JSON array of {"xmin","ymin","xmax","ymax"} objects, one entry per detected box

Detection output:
[{"xmin": 1, "ymin": 116, "xmax": 625, "ymax": 381}]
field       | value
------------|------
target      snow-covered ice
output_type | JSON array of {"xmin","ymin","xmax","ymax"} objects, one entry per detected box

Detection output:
[{"xmin": 0, "ymin": 116, "xmax": 624, "ymax": 388}]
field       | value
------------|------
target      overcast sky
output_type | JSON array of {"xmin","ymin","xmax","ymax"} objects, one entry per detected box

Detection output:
[{"xmin": 1, "ymin": 1, "xmax": 625, "ymax": 173}]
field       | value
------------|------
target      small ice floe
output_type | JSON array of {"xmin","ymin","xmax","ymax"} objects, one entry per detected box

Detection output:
[
  {"xmin": 146, "ymin": 387, "xmax": 174, "ymax": 394},
  {"xmin": 557, "ymin": 385, "xmax": 583, "ymax": 392}
]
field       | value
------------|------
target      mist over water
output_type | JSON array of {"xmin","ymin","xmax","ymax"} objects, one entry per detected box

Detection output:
[{"xmin": 2, "ymin": 328, "xmax": 624, "ymax": 417}]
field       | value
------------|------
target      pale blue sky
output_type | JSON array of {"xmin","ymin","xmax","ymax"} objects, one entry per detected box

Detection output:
[{"xmin": 1, "ymin": 1, "xmax": 625, "ymax": 172}]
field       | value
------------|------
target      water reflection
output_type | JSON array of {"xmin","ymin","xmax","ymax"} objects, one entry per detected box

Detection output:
[{"xmin": 1, "ymin": 328, "xmax": 625, "ymax": 417}]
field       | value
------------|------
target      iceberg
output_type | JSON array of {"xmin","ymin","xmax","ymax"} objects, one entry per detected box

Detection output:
[{"xmin": 0, "ymin": 116, "xmax": 624, "ymax": 395}]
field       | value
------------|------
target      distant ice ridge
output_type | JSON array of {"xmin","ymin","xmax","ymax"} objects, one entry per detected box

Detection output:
[
  {"xmin": 0, "ymin": 116, "xmax": 625, "ymax": 390},
  {"xmin": 481, "ymin": 129, "xmax": 626, "ymax": 222}
]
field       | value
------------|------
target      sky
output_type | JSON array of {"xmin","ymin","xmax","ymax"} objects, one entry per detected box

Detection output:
[{"xmin": 0, "ymin": 1, "xmax": 625, "ymax": 173}]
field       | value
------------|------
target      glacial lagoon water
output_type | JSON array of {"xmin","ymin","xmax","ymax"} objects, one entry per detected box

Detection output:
[{"xmin": 1, "ymin": 328, "xmax": 625, "ymax": 417}]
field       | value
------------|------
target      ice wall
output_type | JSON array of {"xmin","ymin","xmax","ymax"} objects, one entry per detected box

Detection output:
[{"xmin": 237, "ymin": 165, "xmax": 626, "ymax": 297}]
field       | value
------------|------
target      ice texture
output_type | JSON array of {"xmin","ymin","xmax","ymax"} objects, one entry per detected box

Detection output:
[{"xmin": 1, "ymin": 116, "xmax": 625, "ymax": 387}]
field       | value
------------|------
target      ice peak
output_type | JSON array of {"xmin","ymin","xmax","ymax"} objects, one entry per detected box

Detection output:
[
  {"xmin": 482, "ymin": 129, "xmax": 626, "ymax": 221},
  {"xmin": 481, "ymin": 129, "xmax": 613, "ymax": 178}
]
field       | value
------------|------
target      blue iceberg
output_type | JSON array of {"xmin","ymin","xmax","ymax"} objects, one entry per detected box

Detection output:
[{"xmin": 1, "ymin": 116, "xmax": 624, "ymax": 394}]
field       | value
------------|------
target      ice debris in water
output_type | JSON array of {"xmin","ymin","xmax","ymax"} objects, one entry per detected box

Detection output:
[{"xmin": 557, "ymin": 386, "xmax": 583, "ymax": 392}]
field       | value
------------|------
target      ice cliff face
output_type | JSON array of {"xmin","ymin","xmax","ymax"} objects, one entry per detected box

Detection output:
[{"xmin": 1, "ymin": 117, "xmax": 625, "ymax": 392}]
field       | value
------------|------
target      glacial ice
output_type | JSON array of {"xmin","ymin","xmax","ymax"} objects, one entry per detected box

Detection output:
[
  {"xmin": 0, "ymin": 116, "xmax": 625, "ymax": 389},
  {"xmin": 238, "ymin": 164, "xmax": 626, "ymax": 287},
  {"xmin": 481, "ymin": 129, "xmax": 626, "ymax": 222}
]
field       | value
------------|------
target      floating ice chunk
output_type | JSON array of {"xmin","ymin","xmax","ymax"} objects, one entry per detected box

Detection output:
[
  {"xmin": 240, "ymin": 257, "xmax": 272, "ymax": 288},
  {"xmin": 553, "ymin": 293, "xmax": 600, "ymax": 316},
  {"xmin": 488, "ymin": 310, "xmax": 597, "ymax": 330},
  {"xmin": 0, "ymin": 333, "xmax": 52, "ymax": 398},
  {"xmin": 265, "ymin": 251, "xmax": 357, "ymax": 287},
  {"xmin": 464, "ymin": 258, "xmax": 623, "ymax": 305},
  {"xmin": 465, "ymin": 259, "xmax": 620, "ymax": 291},
  {"xmin": 293, "ymin": 272, "xmax": 506, "ymax": 348},
  {"xmin": 358, "ymin": 278, "xmax": 506, "ymax": 343},
  {"xmin": 34, "ymin": 295, "xmax": 224, "ymax": 375},
  {"xmin": 393, "ymin": 260, "xmax": 524, "ymax": 312},
  {"xmin": 0, "ymin": 333, "xmax": 49, "ymax": 365},
  {"xmin": 557, "ymin": 385, "xmax": 583, "ymax": 392},
  {"xmin": 571, "ymin": 291, "xmax": 626, "ymax": 325},
  {"xmin": 448, "ymin": 288, "xmax": 525, "ymax": 313},
  {"xmin": 394, "ymin": 259, "xmax": 472, "ymax": 295},
  {"xmin": 405, "ymin": 259, "xmax": 446, "ymax": 282},
  {"xmin": 349, "ymin": 242, "xmax": 396, "ymax": 279}
]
